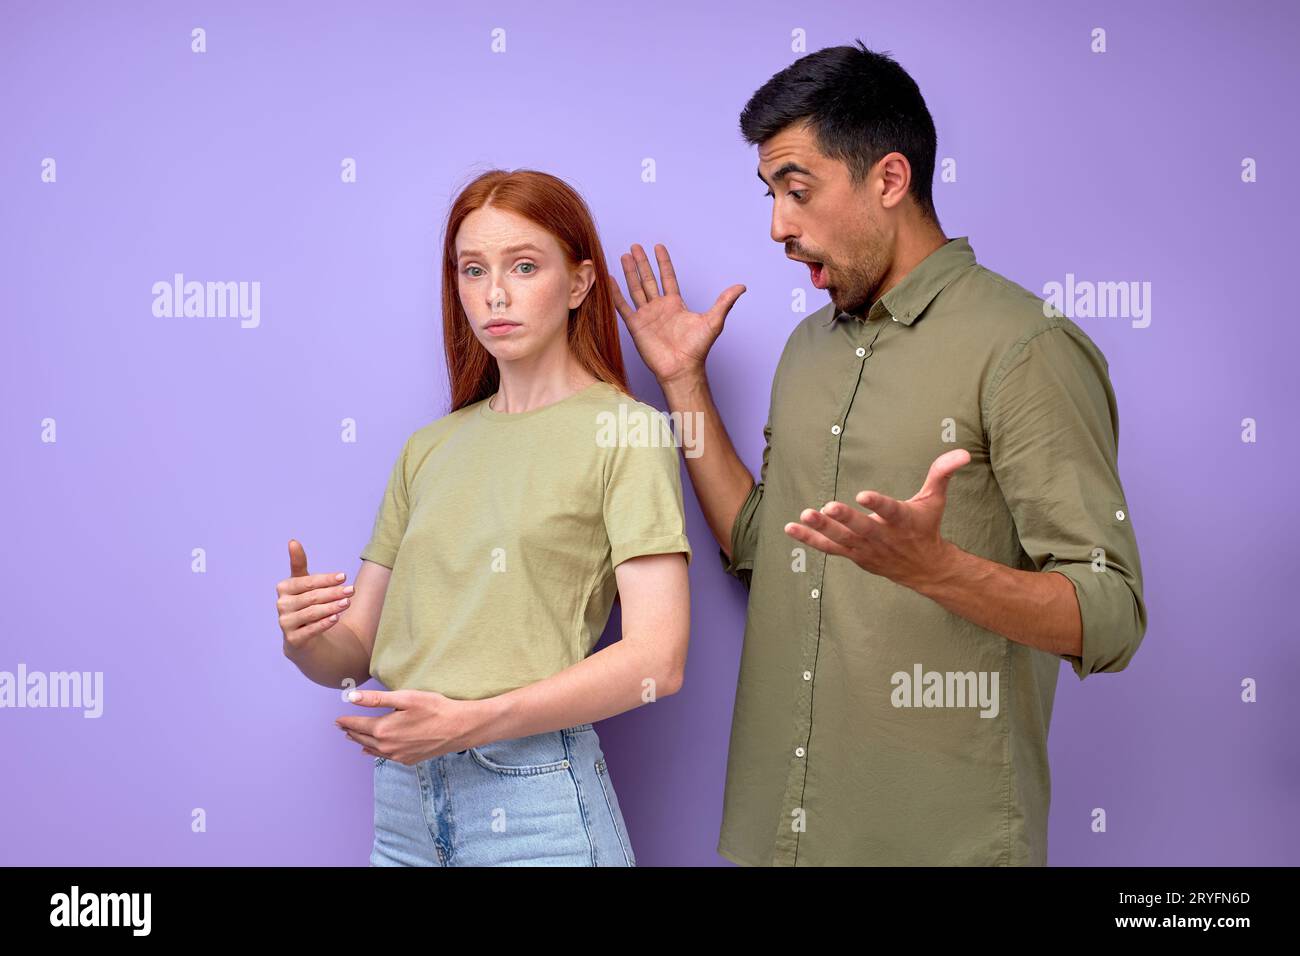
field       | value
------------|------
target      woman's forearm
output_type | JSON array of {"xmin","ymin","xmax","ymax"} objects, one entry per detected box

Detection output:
[
  {"xmin": 463, "ymin": 635, "xmax": 683, "ymax": 749},
  {"xmin": 283, "ymin": 620, "xmax": 371, "ymax": 691}
]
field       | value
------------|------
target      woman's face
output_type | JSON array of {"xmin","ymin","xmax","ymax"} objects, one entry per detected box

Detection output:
[{"xmin": 455, "ymin": 205, "xmax": 595, "ymax": 364}]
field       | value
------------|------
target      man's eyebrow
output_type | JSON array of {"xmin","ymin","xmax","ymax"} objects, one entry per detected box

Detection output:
[
  {"xmin": 457, "ymin": 243, "xmax": 544, "ymax": 259},
  {"xmin": 756, "ymin": 162, "xmax": 817, "ymax": 186}
]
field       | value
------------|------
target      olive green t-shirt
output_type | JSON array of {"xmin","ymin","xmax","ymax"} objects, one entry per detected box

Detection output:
[{"xmin": 359, "ymin": 380, "xmax": 693, "ymax": 700}]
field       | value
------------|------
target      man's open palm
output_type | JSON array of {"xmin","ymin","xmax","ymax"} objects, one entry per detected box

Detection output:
[{"xmin": 608, "ymin": 242, "xmax": 746, "ymax": 387}]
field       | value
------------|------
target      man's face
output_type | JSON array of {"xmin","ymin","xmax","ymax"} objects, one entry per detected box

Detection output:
[{"xmin": 757, "ymin": 121, "xmax": 894, "ymax": 319}]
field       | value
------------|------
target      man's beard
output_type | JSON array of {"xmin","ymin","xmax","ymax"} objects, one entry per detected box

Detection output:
[
  {"xmin": 827, "ymin": 219, "xmax": 889, "ymax": 320},
  {"xmin": 830, "ymin": 257, "xmax": 886, "ymax": 320}
]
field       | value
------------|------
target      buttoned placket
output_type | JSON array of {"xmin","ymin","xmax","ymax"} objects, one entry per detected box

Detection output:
[{"xmin": 769, "ymin": 309, "xmax": 895, "ymax": 865}]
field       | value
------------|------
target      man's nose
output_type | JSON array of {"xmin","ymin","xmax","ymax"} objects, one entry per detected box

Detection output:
[{"xmin": 771, "ymin": 206, "xmax": 796, "ymax": 245}]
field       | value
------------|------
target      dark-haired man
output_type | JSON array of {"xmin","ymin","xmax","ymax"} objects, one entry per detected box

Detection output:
[{"xmin": 610, "ymin": 41, "xmax": 1146, "ymax": 865}]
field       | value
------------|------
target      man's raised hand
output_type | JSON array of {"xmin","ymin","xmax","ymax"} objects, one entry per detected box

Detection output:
[{"xmin": 608, "ymin": 242, "xmax": 745, "ymax": 389}]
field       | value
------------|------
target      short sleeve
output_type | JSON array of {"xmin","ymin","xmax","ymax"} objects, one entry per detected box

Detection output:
[
  {"xmin": 359, "ymin": 436, "xmax": 412, "ymax": 570},
  {"xmin": 986, "ymin": 323, "xmax": 1147, "ymax": 681},
  {"xmin": 602, "ymin": 428, "xmax": 692, "ymax": 569}
]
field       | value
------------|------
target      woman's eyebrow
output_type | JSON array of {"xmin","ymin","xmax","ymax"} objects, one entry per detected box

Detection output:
[{"xmin": 457, "ymin": 243, "xmax": 544, "ymax": 259}]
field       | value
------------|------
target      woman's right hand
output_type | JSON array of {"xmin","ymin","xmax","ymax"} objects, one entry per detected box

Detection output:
[
  {"xmin": 277, "ymin": 539, "xmax": 354, "ymax": 650},
  {"xmin": 608, "ymin": 242, "xmax": 746, "ymax": 390}
]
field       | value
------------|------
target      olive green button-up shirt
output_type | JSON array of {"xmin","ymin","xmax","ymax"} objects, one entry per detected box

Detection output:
[{"xmin": 716, "ymin": 236, "xmax": 1146, "ymax": 866}]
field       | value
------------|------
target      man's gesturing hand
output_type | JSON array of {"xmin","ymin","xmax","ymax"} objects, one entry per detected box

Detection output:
[
  {"xmin": 784, "ymin": 449, "xmax": 971, "ymax": 590},
  {"xmin": 336, "ymin": 689, "xmax": 482, "ymax": 766},
  {"xmin": 608, "ymin": 242, "xmax": 745, "ymax": 389}
]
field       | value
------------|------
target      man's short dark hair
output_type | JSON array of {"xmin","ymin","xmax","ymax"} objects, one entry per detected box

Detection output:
[{"xmin": 740, "ymin": 40, "xmax": 940, "ymax": 225}]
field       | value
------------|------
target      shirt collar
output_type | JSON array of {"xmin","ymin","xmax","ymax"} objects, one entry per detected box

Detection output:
[{"xmin": 823, "ymin": 236, "xmax": 977, "ymax": 327}]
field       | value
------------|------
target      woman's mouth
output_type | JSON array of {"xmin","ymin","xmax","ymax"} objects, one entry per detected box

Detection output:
[{"xmin": 485, "ymin": 321, "xmax": 521, "ymax": 336}]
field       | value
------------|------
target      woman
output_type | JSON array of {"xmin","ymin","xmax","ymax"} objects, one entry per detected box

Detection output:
[{"xmin": 276, "ymin": 169, "xmax": 692, "ymax": 866}]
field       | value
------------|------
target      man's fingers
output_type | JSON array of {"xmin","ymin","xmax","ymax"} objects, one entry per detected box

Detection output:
[
  {"xmin": 655, "ymin": 244, "xmax": 680, "ymax": 298},
  {"xmin": 915, "ymin": 448, "xmax": 972, "ymax": 500},
  {"xmin": 706, "ymin": 284, "xmax": 746, "ymax": 330},
  {"xmin": 783, "ymin": 520, "xmax": 853, "ymax": 559},
  {"xmin": 630, "ymin": 243, "xmax": 662, "ymax": 300},
  {"xmin": 853, "ymin": 491, "xmax": 903, "ymax": 523},
  {"xmin": 816, "ymin": 500, "xmax": 883, "ymax": 538},
  {"xmin": 797, "ymin": 507, "xmax": 864, "ymax": 552},
  {"xmin": 619, "ymin": 254, "xmax": 648, "ymax": 308},
  {"xmin": 608, "ymin": 273, "xmax": 635, "ymax": 324}
]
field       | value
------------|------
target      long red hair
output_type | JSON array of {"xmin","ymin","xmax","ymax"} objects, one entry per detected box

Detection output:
[{"xmin": 440, "ymin": 169, "xmax": 631, "ymax": 412}]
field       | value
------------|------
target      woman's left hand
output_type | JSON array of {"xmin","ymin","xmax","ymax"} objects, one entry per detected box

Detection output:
[{"xmin": 336, "ymin": 688, "xmax": 484, "ymax": 765}]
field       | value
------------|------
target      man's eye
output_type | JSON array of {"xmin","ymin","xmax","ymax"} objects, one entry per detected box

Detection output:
[
  {"xmin": 761, "ymin": 189, "xmax": 807, "ymax": 201},
  {"xmin": 762, "ymin": 189, "xmax": 773, "ymax": 198}
]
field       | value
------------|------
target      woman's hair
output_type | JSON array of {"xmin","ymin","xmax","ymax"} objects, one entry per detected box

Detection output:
[{"xmin": 440, "ymin": 169, "xmax": 631, "ymax": 412}]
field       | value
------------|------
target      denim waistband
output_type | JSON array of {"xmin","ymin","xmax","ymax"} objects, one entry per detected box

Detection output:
[{"xmin": 454, "ymin": 722, "xmax": 593, "ymax": 754}]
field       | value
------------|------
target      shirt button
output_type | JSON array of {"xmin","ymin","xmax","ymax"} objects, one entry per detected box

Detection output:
[
  {"xmin": 803, "ymin": 670, "xmax": 812, "ymax": 680},
  {"xmin": 830, "ymin": 424, "xmax": 841, "ymax": 435},
  {"xmin": 795, "ymin": 747, "xmax": 805, "ymax": 758},
  {"xmin": 1116, "ymin": 509, "xmax": 1126, "ymax": 521},
  {"xmin": 892, "ymin": 315, "xmax": 899, "ymax": 321},
  {"xmin": 810, "ymin": 588, "xmax": 820, "ymax": 599},
  {"xmin": 855, "ymin": 346, "xmax": 866, "ymax": 357}
]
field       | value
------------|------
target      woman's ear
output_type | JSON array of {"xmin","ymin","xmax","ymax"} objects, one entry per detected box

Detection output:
[{"xmin": 568, "ymin": 259, "xmax": 597, "ymax": 309}]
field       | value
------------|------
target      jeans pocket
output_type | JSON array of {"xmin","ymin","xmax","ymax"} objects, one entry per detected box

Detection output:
[
  {"xmin": 468, "ymin": 733, "xmax": 571, "ymax": 776},
  {"xmin": 594, "ymin": 757, "xmax": 636, "ymax": 866}
]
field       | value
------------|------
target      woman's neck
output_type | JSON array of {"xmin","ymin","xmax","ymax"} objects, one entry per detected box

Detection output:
[{"xmin": 490, "ymin": 360, "xmax": 599, "ymax": 414}]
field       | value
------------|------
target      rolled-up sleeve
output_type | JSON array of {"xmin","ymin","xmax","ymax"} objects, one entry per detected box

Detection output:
[
  {"xmin": 986, "ymin": 323, "xmax": 1147, "ymax": 680},
  {"xmin": 718, "ymin": 416, "xmax": 771, "ymax": 591}
]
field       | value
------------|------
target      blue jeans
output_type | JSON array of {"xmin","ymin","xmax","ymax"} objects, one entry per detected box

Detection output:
[{"xmin": 369, "ymin": 722, "xmax": 637, "ymax": 866}]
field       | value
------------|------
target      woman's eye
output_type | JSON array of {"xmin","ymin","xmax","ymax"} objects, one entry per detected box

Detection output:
[{"xmin": 463, "ymin": 263, "xmax": 535, "ymax": 277}]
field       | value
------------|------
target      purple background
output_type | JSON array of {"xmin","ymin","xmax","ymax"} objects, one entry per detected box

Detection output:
[{"xmin": 3, "ymin": 0, "xmax": 1297, "ymax": 866}]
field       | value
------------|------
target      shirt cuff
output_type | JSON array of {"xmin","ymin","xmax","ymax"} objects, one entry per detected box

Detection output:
[
  {"xmin": 718, "ymin": 481, "xmax": 763, "ymax": 581},
  {"xmin": 1049, "ymin": 562, "xmax": 1147, "ymax": 680}
]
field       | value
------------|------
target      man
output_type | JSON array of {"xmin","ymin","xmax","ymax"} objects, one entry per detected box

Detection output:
[{"xmin": 608, "ymin": 41, "xmax": 1147, "ymax": 865}]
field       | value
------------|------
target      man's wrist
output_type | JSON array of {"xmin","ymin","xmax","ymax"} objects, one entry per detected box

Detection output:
[
  {"xmin": 659, "ymin": 369, "xmax": 709, "ymax": 408},
  {"xmin": 904, "ymin": 538, "xmax": 969, "ymax": 597}
]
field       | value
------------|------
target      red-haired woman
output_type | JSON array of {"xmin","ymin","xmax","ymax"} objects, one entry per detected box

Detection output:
[{"xmin": 278, "ymin": 169, "xmax": 692, "ymax": 866}]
